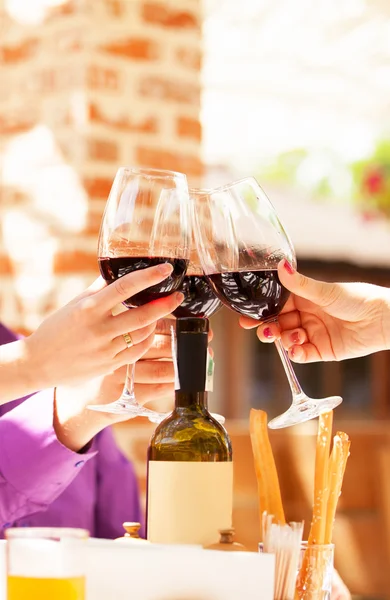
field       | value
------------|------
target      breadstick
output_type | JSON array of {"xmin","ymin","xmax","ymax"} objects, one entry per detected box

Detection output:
[
  {"xmin": 308, "ymin": 411, "xmax": 333, "ymax": 545},
  {"xmin": 249, "ymin": 409, "xmax": 285, "ymax": 537},
  {"xmin": 297, "ymin": 423, "xmax": 351, "ymax": 598},
  {"xmin": 297, "ymin": 411, "xmax": 334, "ymax": 597},
  {"xmin": 324, "ymin": 431, "xmax": 350, "ymax": 544}
]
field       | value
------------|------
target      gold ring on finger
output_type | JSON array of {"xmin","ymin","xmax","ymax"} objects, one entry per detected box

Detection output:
[{"xmin": 123, "ymin": 332, "xmax": 133, "ymax": 349}]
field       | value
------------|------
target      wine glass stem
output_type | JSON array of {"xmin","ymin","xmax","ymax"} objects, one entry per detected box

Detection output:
[
  {"xmin": 124, "ymin": 364, "xmax": 136, "ymax": 402},
  {"xmin": 273, "ymin": 338, "xmax": 304, "ymax": 399}
]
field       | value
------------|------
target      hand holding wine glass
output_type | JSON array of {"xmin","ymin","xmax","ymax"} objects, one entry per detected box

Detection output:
[
  {"xmin": 55, "ymin": 319, "xmax": 180, "ymax": 452},
  {"xmin": 89, "ymin": 166, "xmax": 190, "ymax": 419},
  {"xmin": 0, "ymin": 261, "xmax": 183, "ymax": 407},
  {"xmin": 193, "ymin": 177, "xmax": 343, "ymax": 428},
  {"xmin": 240, "ymin": 260, "xmax": 390, "ymax": 361}
]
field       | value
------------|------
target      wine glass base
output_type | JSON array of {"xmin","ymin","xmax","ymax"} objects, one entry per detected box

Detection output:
[
  {"xmin": 267, "ymin": 395, "xmax": 343, "ymax": 429},
  {"xmin": 87, "ymin": 400, "xmax": 143, "ymax": 416}
]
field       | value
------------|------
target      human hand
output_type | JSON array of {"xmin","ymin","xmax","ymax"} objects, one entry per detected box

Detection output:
[
  {"xmin": 54, "ymin": 318, "xmax": 175, "ymax": 451},
  {"xmin": 133, "ymin": 318, "xmax": 176, "ymax": 406},
  {"xmin": 240, "ymin": 259, "xmax": 390, "ymax": 362},
  {"xmin": 24, "ymin": 264, "xmax": 183, "ymax": 390},
  {"xmin": 331, "ymin": 570, "xmax": 351, "ymax": 600}
]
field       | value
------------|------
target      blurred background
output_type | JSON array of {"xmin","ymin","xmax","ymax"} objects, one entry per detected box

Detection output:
[{"xmin": 1, "ymin": 0, "xmax": 390, "ymax": 597}]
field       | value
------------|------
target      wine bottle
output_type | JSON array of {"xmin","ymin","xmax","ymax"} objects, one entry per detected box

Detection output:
[{"xmin": 147, "ymin": 317, "xmax": 233, "ymax": 546}]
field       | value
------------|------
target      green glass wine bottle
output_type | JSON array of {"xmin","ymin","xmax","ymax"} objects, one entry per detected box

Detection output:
[{"xmin": 147, "ymin": 317, "xmax": 233, "ymax": 546}]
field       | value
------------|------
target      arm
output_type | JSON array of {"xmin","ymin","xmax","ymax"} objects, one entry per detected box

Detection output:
[
  {"xmin": 0, "ymin": 318, "xmax": 175, "ymax": 534},
  {"xmin": 0, "ymin": 324, "xmax": 37, "ymax": 406},
  {"xmin": 0, "ymin": 265, "xmax": 182, "ymax": 405},
  {"xmin": 0, "ymin": 389, "xmax": 98, "ymax": 531}
]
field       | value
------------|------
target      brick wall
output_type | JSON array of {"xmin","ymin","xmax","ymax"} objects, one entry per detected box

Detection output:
[{"xmin": 0, "ymin": 0, "xmax": 202, "ymax": 331}]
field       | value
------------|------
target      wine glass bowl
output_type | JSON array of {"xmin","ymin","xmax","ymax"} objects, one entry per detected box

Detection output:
[{"xmin": 193, "ymin": 177, "xmax": 343, "ymax": 429}]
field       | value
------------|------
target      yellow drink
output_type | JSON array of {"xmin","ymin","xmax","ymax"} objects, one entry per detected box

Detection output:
[{"xmin": 7, "ymin": 575, "xmax": 85, "ymax": 600}]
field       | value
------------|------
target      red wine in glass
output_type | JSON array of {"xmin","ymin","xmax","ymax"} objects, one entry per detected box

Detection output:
[
  {"xmin": 173, "ymin": 273, "xmax": 222, "ymax": 319},
  {"xmin": 98, "ymin": 256, "xmax": 189, "ymax": 307},
  {"xmin": 207, "ymin": 269, "xmax": 289, "ymax": 321}
]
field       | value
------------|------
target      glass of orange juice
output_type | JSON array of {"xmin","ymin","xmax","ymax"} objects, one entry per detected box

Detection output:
[{"xmin": 6, "ymin": 527, "xmax": 89, "ymax": 600}]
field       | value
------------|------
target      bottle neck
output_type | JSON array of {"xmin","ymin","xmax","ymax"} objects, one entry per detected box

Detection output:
[
  {"xmin": 174, "ymin": 318, "xmax": 210, "ymax": 400},
  {"xmin": 175, "ymin": 391, "xmax": 208, "ymax": 409}
]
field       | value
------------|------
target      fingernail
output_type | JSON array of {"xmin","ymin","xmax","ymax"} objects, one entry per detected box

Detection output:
[
  {"xmin": 175, "ymin": 292, "xmax": 184, "ymax": 302},
  {"xmin": 291, "ymin": 346, "xmax": 303, "ymax": 360},
  {"xmin": 263, "ymin": 327, "xmax": 273, "ymax": 339},
  {"xmin": 158, "ymin": 263, "xmax": 173, "ymax": 275},
  {"xmin": 291, "ymin": 331, "xmax": 300, "ymax": 344},
  {"xmin": 283, "ymin": 259, "xmax": 295, "ymax": 275}
]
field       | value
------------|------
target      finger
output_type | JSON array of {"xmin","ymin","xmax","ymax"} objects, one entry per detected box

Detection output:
[
  {"xmin": 277, "ymin": 310, "xmax": 302, "ymax": 332},
  {"xmin": 280, "ymin": 327, "xmax": 308, "ymax": 350},
  {"xmin": 256, "ymin": 323, "xmax": 281, "ymax": 342},
  {"xmin": 111, "ymin": 322, "xmax": 156, "ymax": 354},
  {"xmin": 114, "ymin": 330, "xmax": 156, "ymax": 366},
  {"xmin": 239, "ymin": 315, "xmax": 260, "ymax": 329},
  {"xmin": 134, "ymin": 383, "xmax": 174, "ymax": 405},
  {"xmin": 288, "ymin": 342, "xmax": 322, "ymax": 363},
  {"xmin": 67, "ymin": 276, "xmax": 106, "ymax": 305},
  {"xmin": 156, "ymin": 318, "xmax": 176, "ymax": 336},
  {"xmin": 113, "ymin": 292, "xmax": 184, "ymax": 334},
  {"xmin": 278, "ymin": 259, "xmax": 340, "ymax": 309},
  {"xmin": 98, "ymin": 263, "xmax": 174, "ymax": 312},
  {"xmin": 142, "ymin": 334, "xmax": 173, "ymax": 360},
  {"xmin": 134, "ymin": 359, "xmax": 174, "ymax": 384},
  {"xmin": 239, "ymin": 298, "xmax": 296, "ymax": 331}
]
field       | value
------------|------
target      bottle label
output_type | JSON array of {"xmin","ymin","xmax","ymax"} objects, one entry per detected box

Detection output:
[
  {"xmin": 206, "ymin": 351, "xmax": 214, "ymax": 392},
  {"xmin": 147, "ymin": 461, "xmax": 233, "ymax": 546}
]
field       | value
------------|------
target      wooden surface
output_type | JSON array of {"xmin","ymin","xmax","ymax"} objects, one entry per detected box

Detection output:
[{"xmin": 114, "ymin": 418, "xmax": 390, "ymax": 600}]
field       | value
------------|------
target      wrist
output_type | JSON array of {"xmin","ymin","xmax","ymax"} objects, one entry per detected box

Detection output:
[
  {"xmin": 53, "ymin": 382, "xmax": 126, "ymax": 452},
  {"xmin": 20, "ymin": 333, "xmax": 54, "ymax": 392},
  {"xmin": 0, "ymin": 339, "xmax": 41, "ymax": 402},
  {"xmin": 53, "ymin": 386, "xmax": 103, "ymax": 453}
]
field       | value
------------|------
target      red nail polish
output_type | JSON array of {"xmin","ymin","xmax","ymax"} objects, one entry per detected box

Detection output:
[
  {"xmin": 263, "ymin": 327, "xmax": 273, "ymax": 339},
  {"xmin": 291, "ymin": 331, "xmax": 300, "ymax": 344},
  {"xmin": 283, "ymin": 259, "xmax": 295, "ymax": 275}
]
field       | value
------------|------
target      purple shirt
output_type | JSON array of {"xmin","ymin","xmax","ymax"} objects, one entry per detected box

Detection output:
[{"xmin": 0, "ymin": 323, "xmax": 143, "ymax": 539}]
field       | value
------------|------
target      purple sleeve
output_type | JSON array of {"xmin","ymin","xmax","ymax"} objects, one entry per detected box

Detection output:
[
  {"xmin": 0, "ymin": 323, "xmax": 19, "ymax": 344},
  {"xmin": 94, "ymin": 429, "xmax": 143, "ymax": 539},
  {"xmin": 0, "ymin": 390, "xmax": 98, "ymax": 530}
]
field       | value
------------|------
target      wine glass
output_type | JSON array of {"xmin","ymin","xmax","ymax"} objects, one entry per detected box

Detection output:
[
  {"xmin": 192, "ymin": 177, "xmax": 342, "ymax": 429},
  {"xmin": 88, "ymin": 166, "xmax": 190, "ymax": 421}
]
